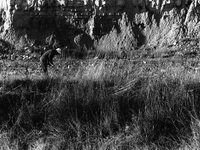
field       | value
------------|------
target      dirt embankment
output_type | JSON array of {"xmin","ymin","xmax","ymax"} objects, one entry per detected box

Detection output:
[{"xmin": 0, "ymin": 0, "xmax": 199, "ymax": 48}]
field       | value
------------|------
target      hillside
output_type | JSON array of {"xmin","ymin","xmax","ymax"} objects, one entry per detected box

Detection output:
[{"xmin": 0, "ymin": 0, "xmax": 199, "ymax": 48}]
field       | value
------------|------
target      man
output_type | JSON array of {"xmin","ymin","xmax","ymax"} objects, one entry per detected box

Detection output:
[{"xmin": 40, "ymin": 48, "xmax": 61, "ymax": 75}]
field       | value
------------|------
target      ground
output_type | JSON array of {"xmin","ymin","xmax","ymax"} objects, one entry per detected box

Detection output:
[{"xmin": 1, "ymin": 46, "xmax": 200, "ymax": 149}]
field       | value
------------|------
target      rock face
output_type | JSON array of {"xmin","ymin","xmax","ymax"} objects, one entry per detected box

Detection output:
[
  {"xmin": 0, "ymin": 0, "xmax": 200, "ymax": 47},
  {"xmin": 126, "ymin": 0, "xmax": 200, "ymax": 47}
]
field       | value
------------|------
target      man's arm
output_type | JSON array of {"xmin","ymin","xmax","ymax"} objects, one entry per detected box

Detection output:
[
  {"xmin": 48, "ymin": 59, "xmax": 54, "ymax": 66},
  {"xmin": 48, "ymin": 49, "xmax": 60, "ymax": 66},
  {"xmin": 47, "ymin": 53, "xmax": 54, "ymax": 66}
]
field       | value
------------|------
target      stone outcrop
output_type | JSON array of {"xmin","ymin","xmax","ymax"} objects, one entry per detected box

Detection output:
[
  {"xmin": 131, "ymin": 0, "xmax": 200, "ymax": 47},
  {"xmin": 0, "ymin": 0, "xmax": 199, "ymax": 48}
]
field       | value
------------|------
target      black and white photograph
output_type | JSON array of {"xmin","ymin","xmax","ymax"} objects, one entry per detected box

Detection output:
[{"xmin": 0, "ymin": 0, "xmax": 200, "ymax": 149}]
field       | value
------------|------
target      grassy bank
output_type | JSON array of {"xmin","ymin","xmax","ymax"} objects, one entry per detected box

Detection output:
[{"xmin": 1, "ymin": 58, "xmax": 200, "ymax": 149}]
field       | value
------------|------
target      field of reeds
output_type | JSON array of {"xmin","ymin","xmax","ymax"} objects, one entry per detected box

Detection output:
[
  {"xmin": 1, "ymin": 55, "xmax": 200, "ymax": 149},
  {"xmin": 1, "ymin": 13, "xmax": 200, "ymax": 150}
]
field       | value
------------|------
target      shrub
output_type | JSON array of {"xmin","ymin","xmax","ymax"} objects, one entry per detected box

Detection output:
[{"xmin": 96, "ymin": 13, "xmax": 137, "ymax": 58}]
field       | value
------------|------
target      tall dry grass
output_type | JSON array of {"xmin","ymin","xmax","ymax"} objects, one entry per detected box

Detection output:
[{"xmin": 1, "ymin": 58, "xmax": 200, "ymax": 149}]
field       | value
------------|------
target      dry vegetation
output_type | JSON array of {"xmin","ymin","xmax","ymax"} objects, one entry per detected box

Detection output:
[
  {"xmin": 1, "ymin": 56, "xmax": 200, "ymax": 150},
  {"xmin": 1, "ymin": 14, "xmax": 200, "ymax": 150}
]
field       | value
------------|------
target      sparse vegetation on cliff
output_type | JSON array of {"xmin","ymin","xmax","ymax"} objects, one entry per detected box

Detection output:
[{"xmin": 96, "ymin": 13, "xmax": 137, "ymax": 58}]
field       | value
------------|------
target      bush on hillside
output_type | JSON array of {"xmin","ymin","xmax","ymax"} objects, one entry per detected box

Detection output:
[{"xmin": 96, "ymin": 13, "xmax": 137, "ymax": 58}]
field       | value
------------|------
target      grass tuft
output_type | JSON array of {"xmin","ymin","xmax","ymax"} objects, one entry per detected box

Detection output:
[{"xmin": 1, "ymin": 58, "xmax": 200, "ymax": 149}]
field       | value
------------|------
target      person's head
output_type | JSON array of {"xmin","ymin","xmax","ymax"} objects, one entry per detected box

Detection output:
[{"xmin": 56, "ymin": 48, "xmax": 62, "ymax": 54}]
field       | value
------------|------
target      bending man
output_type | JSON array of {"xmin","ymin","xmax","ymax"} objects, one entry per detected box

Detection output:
[{"xmin": 40, "ymin": 48, "xmax": 61, "ymax": 76}]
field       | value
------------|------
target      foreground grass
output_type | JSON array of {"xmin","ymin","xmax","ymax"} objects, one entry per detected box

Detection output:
[{"xmin": 1, "ymin": 57, "xmax": 200, "ymax": 149}]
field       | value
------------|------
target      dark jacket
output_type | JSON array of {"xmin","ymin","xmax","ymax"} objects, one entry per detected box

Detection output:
[{"xmin": 40, "ymin": 49, "xmax": 60, "ymax": 66}]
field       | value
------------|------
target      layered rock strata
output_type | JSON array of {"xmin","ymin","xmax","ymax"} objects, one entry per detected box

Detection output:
[{"xmin": 0, "ymin": 0, "xmax": 199, "ymax": 47}]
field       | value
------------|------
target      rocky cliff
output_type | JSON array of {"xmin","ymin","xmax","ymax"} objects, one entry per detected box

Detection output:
[
  {"xmin": 0, "ymin": 0, "xmax": 199, "ymax": 48},
  {"xmin": 129, "ymin": 0, "xmax": 200, "ymax": 47}
]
